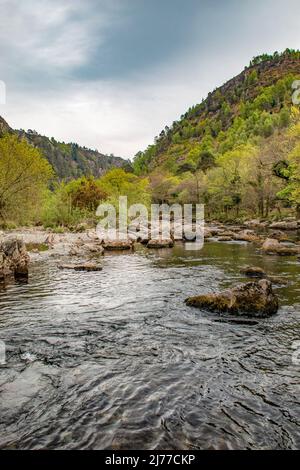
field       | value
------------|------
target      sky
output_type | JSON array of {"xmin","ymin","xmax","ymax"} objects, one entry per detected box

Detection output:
[{"xmin": 0, "ymin": 0, "xmax": 299, "ymax": 158}]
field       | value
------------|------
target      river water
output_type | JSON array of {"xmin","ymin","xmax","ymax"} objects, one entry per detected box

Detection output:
[{"xmin": 0, "ymin": 241, "xmax": 299, "ymax": 449}]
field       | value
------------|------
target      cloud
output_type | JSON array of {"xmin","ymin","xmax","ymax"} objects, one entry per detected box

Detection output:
[{"xmin": 0, "ymin": 0, "xmax": 300, "ymax": 158}]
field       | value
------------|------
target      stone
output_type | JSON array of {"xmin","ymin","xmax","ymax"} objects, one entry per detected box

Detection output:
[
  {"xmin": 147, "ymin": 239, "xmax": 174, "ymax": 248},
  {"xmin": 185, "ymin": 279, "xmax": 279, "ymax": 317},
  {"xmin": 204, "ymin": 228, "xmax": 213, "ymax": 238},
  {"xmin": 0, "ymin": 237, "xmax": 30, "ymax": 280},
  {"xmin": 58, "ymin": 263, "xmax": 103, "ymax": 272},
  {"xmin": 269, "ymin": 221, "xmax": 298, "ymax": 230},
  {"xmin": 218, "ymin": 231, "xmax": 235, "ymax": 237},
  {"xmin": 102, "ymin": 240, "xmax": 134, "ymax": 251},
  {"xmin": 261, "ymin": 238, "xmax": 299, "ymax": 255},
  {"xmin": 233, "ymin": 230, "xmax": 260, "ymax": 242},
  {"xmin": 267, "ymin": 275, "xmax": 289, "ymax": 286},
  {"xmin": 240, "ymin": 266, "xmax": 266, "ymax": 278}
]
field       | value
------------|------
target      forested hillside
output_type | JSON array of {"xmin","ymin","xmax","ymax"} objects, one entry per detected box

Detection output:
[
  {"xmin": 0, "ymin": 116, "xmax": 130, "ymax": 180},
  {"xmin": 134, "ymin": 50, "xmax": 300, "ymax": 220}
]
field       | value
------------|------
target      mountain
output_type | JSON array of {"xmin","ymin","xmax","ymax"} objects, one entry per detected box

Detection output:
[
  {"xmin": 0, "ymin": 116, "xmax": 11, "ymax": 135},
  {"xmin": 0, "ymin": 116, "xmax": 131, "ymax": 179},
  {"xmin": 134, "ymin": 49, "xmax": 300, "ymax": 175}
]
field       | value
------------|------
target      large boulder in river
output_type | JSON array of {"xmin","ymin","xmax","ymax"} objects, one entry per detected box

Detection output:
[
  {"xmin": 0, "ymin": 237, "xmax": 30, "ymax": 280},
  {"xmin": 261, "ymin": 238, "xmax": 299, "ymax": 256},
  {"xmin": 185, "ymin": 279, "xmax": 278, "ymax": 317}
]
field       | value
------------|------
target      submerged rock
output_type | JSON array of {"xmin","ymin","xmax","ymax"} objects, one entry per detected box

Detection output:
[
  {"xmin": 267, "ymin": 275, "xmax": 289, "ymax": 286},
  {"xmin": 0, "ymin": 237, "xmax": 30, "ymax": 280},
  {"xmin": 185, "ymin": 279, "xmax": 279, "ymax": 317},
  {"xmin": 240, "ymin": 266, "xmax": 266, "ymax": 278},
  {"xmin": 58, "ymin": 263, "xmax": 103, "ymax": 271}
]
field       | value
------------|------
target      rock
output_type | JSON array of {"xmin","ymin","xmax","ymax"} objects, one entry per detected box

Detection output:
[
  {"xmin": 217, "ymin": 236, "xmax": 232, "ymax": 242},
  {"xmin": 244, "ymin": 219, "xmax": 264, "ymax": 228},
  {"xmin": 261, "ymin": 238, "xmax": 299, "ymax": 256},
  {"xmin": 204, "ymin": 228, "xmax": 213, "ymax": 239},
  {"xmin": 147, "ymin": 239, "xmax": 174, "ymax": 248},
  {"xmin": 45, "ymin": 233, "xmax": 57, "ymax": 246},
  {"xmin": 102, "ymin": 240, "xmax": 134, "ymax": 251},
  {"xmin": 0, "ymin": 237, "xmax": 30, "ymax": 280},
  {"xmin": 262, "ymin": 238, "xmax": 281, "ymax": 252},
  {"xmin": 269, "ymin": 221, "xmax": 298, "ymax": 230},
  {"xmin": 267, "ymin": 275, "xmax": 289, "ymax": 286},
  {"xmin": 185, "ymin": 279, "xmax": 278, "ymax": 317},
  {"xmin": 275, "ymin": 246, "xmax": 299, "ymax": 256},
  {"xmin": 240, "ymin": 266, "xmax": 266, "ymax": 278},
  {"xmin": 209, "ymin": 227, "xmax": 223, "ymax": 236},
  {"xmin": 58, "ymin": 263, "xmax": 102, "ymax": 272},
  {"xmin": 69, "ymin": 246, "xmax": 80, "ymax": 256},
  {"xmin": 269, "ymin": 231, "xmax": 291, "ymax": 242},
  {"xmin": 233, "ymin": 230, "xmax": 260, "ymax": 242},
  {"xmin": 69, "ymin": 242, "xmax": 104, "ymax": 256},
  {"xmin": 84, "ymin": 243, "xmax": 104, "ymax": 255},
  {"xmin": 218, "ymin": 231, "xmax": 235, "ymax": 237}
]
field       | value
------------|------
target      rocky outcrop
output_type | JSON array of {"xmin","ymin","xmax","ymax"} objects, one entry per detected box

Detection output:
[
  {"xmin": 0, "ymin": 237, "xmax": 30, "ymax": 280},
  {"xmin": 185, "ymin": 279, "xmax": 279, "ymax": 317}
]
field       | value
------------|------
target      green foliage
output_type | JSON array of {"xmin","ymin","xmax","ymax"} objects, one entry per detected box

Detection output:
[
  {"xmin": 100, "ymin": 168, "xmax": 151, "ymax": 209},
  {"xmin": 249, "ymin": 49, "xmax": 300, "ymax": 66},
  {"xmin": 17, "ymin": 131, "xmax": 128, "ymax": 180},
  {"xmin": 41, "ymin": 185, "xmax": 89, "ymax": 229},
  {"xmin": 132, "ymin": 52, "xmax": 300, "ymax": 220},
  {"xmin": 276, "ymin": 118, "xmax": 300, "ymax": 212},
  {"xmin": 0, "ymin": 134, "xmax": 54, "ymax": 225},
  {"xmin": 64, "ymin": 177, "xmax": 107, "ymax": 211}
]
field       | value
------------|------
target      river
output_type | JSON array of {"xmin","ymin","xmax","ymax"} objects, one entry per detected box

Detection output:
[{"xmin": 0, "ymin": 240, "xmax": 299, "ymax": 449}]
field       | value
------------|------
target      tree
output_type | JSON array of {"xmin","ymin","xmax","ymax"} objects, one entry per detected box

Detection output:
[
  {"xmin": 0, "ymin": 134, "xmax": 54, "ymax": 224},
  {"xmin": 100, "ymin": 168, "xmax": 151, "ymax": 208},
  {"xmin": 65, "ymin": 177, "xmax": 107, "ymax": 211},
  {"xmin": 197, "ymin": 150, "xmax": 216, "ymax": 173},
  {"xmin": 276, "ymin": 116, "xmax": 300, "ymax": 217},
  {"xmin": 150, "ymin": 171, "xmax": 180, "ymax": 204}
]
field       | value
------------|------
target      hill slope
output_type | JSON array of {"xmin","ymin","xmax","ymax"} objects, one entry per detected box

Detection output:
[
  {"xmin": 133, "ymin": 49, "xmax": 300, "ymax": 219},
  {"xmin": 0, "ymin": 116, "xmax": 130, "ymax": 179}
]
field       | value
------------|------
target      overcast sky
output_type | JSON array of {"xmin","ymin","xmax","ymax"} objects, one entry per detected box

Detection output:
[{"xmin": 0, "ymin": 0, "xmax": 299, "ymax": 158}]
